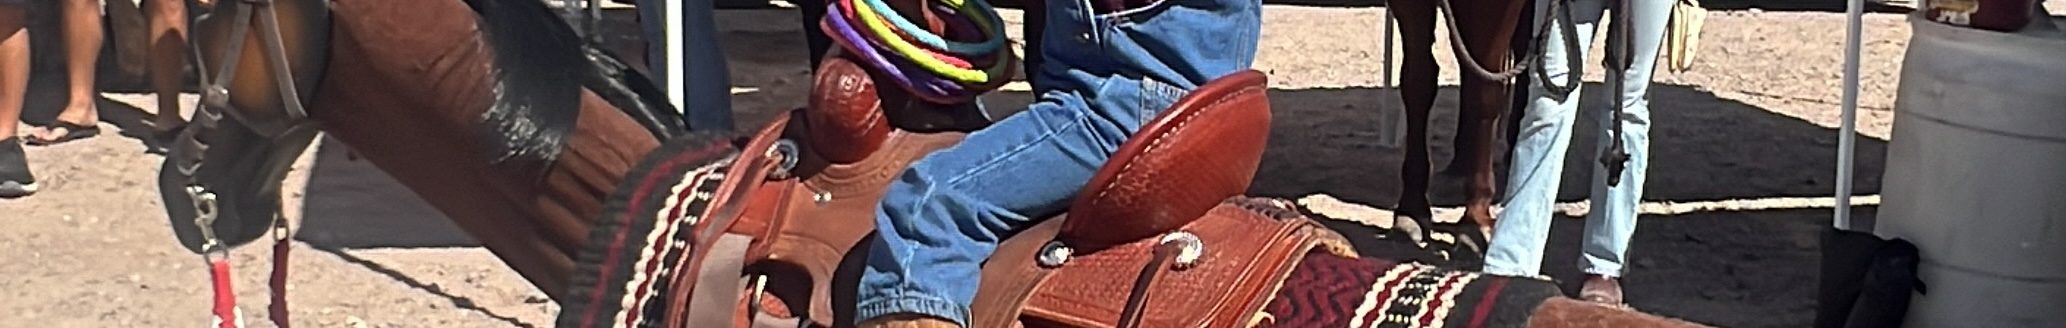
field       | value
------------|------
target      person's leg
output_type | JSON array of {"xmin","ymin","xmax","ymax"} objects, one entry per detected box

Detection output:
[
  {"xmin": 854, "ymin": 0, "xmax": 1263, "ymax": 325},
  {"xmin": 636, "ymin": 0, "xmax": 736, "ymax": 131},
  {"xmin": 1019, "ymin": 0, "xmax": 1043, "ymax": 91},
  {"xmin": 1480, "ymin": 0, "xmax": 1604, "ymax": 277},
  {"xmin": 1575, "ymin": 0, "xmax": 1670, "ymax": 301},
  {"xmin": 29, "ymin": 0, "xmax": 105, "ymax": 144},
  {"xmin": 0, "ymin": 4, "xmax": 35, "ymax": 196},
  {"xmin": 678, "ymin": 0, "xmax": 733, "ymax": 131},
  {"xmin": 0, "ymin": 3, "xmax": 20, "ymax": 138},
  {"xmin": 145, "ymin": 0, "xmax": 187, "ymax": 133},
  {"xmin": 796, "ymin": 0, "xmax": 830, "ymax": 70},
  {"xmin": 637, "ymin": 0, "xmax": 665, "ymax": 85}
]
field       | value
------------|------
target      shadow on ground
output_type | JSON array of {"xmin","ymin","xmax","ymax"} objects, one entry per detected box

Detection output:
[
  {"xmin": 295, "ymin": 137, "xmax": 479, "ymax": 248},
  {"xmin": 1240, "ymin": 82, "xmax": 1887, "ymax": 207}
]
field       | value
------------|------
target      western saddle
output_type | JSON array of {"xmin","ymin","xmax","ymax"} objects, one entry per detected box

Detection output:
[{"xmin": 647, "ymin": 50, "xmax": 1357, "ymax": 328}]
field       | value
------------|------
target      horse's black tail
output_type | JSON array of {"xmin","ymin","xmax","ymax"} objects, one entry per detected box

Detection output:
[
  {"xmin": 580, "ymin": 44, "xmax": 687, "ymax": 140},
  {"xmin": 463, "ymin": 0, "xmax": 686, "ymax": 170},
  {"xmin": 459, "ymin": 0, "xmax": 585, "ymax": 170}
]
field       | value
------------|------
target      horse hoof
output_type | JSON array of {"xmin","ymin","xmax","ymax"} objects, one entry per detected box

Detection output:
[{"xmin": 1392, "ymin": 215, "xmax": 1426, "ymax": 244}]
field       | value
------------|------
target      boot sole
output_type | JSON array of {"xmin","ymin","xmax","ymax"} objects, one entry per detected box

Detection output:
[{"xmin": 0, "ymin": 181, "xmax": 38, "ymax": 198}]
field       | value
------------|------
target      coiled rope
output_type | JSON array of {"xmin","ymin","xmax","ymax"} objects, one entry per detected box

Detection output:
[{"xmin": 821, "ymin": 0, "xmax": 1016, "ymax": 104}]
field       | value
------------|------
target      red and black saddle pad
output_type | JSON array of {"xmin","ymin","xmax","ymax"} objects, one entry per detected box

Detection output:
[
  {"xmin": 1259, "ymin": 253, "xmax": 1564, "ymax": 328},
  {"xmin": 561, "ymin": 132, "xmax": 744, "ymax": 328}
]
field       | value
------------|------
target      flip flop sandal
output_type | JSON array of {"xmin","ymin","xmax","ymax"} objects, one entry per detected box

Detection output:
[{"xmin": 25, "ymin": 121, "xmax": 102, "ymax": 146}]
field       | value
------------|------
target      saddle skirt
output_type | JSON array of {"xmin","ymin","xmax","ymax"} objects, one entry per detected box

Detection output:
[{"xmin": 560, "ymin": 53, "xmax": 1354, "ymax": 328}]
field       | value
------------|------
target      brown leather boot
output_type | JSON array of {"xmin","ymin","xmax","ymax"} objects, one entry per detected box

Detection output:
[
  {"xmin": 856, "ymin": 314, "xmax": 961, "ymax": 328},
  {"xmin": 1579, "ymin": 274, "xmax": 1625, "ymax": 305}
]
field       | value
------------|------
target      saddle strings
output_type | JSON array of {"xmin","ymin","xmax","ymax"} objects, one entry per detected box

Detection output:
[{"xmin": 824, "ymin": 0, "xmax": 1016, "ymax": 104}]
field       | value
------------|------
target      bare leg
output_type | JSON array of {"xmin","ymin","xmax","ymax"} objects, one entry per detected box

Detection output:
[
  {"xmin": 146, "ymin": 0, "xmax": 188, "ymax": 132},
  {"xmin": 1392, "ymin": 0, "xmax": 1439, "ymax": 223},
  {"xmin": 0, "ymin": 6, "xmax": 25, "ymax": 139},
  {"xmin": 1, "ymin": 5, "xmax": 36, "ymax": 197},
  {"xmin": 26, "ymin": 0, "xmax": 105, "ymax": 144}
]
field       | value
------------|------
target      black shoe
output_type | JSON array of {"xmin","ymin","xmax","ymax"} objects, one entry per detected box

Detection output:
[{"xmin": 0, "ymin": 137, "xmax": 38, "ymax": 198}]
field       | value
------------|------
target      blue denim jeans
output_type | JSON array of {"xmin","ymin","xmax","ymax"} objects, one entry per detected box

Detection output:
[
  {"xmin": 636, "ymin": 0, "xmax": 737, "ymax": 131},
  {"xmin": 1482, "ymin": 0, "xmax": 1671, "ymax": 278},
  {"xmin": 852, "ymin": 0, "xmax": 1261, "ymax": 324}
]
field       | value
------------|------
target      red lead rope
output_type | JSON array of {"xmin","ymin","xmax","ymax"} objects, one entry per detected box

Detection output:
[
  {"xmin": 209, "ymin": 257, "xmax": 241, "ymax": 328},
  {"xmin": 269, "ymin": 226, "xmax": 291, "ymax": 328},
  {"xmin": 205, "ymin": 222, "xmax": 292, "ymax": 328}
]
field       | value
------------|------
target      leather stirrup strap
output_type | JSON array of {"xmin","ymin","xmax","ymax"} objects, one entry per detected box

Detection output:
[
  {"xmin": 687, "ymin": 233, "xmax": 755, "ymax": 327},
  {"xmin": 1116, "ymin": 239, "xmax": 1186, "ymax": 328}
]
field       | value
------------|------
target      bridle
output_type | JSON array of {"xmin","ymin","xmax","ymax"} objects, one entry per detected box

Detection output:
[
  {"xmin": 1428, "ymin": 0, "xmax": 1634, "ymax": 186},
  {"xmin": 167, "ymin": 0, "xmax": 324, "ymax": 326}
]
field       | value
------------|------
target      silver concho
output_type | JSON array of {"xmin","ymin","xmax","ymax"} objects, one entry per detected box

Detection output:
[
  {"xmin": 1159, "ymin": 231, "xmax": 1205, "ymax": 270},
  {"xmin": 766, "ymin": 139, "xmax": 800, "ymax": 180},
  {"xmin": 1037, "ymin": 240, "xmax": 1073, "ymax": 268}
]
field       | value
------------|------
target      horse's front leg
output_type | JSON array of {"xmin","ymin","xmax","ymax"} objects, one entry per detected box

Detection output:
[{"xmin": 1455, "ymin": 0, "xmax": 1529, "ymax": 239}]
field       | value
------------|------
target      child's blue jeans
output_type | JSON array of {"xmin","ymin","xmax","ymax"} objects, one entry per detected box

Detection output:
[{"xmin": 852, "ymin": 0, "xmax": 1263, "ymax": 324}]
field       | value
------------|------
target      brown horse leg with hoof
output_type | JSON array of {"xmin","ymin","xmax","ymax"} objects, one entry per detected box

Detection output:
[{"xmin": 1392, "ymin": 0, "xmax": 1522, "ymax": 242}]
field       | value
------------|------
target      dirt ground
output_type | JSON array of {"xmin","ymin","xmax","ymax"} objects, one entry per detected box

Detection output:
[{"xmin": 3, "ymin": 2, "xmax": 2060, "ymax": 327}]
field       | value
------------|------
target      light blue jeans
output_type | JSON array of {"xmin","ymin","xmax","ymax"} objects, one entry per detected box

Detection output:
[
  {"xmin": 1482, "ymin": 0, "xmax": 1670, "ymax": 278},
  {"xmin": 636, "ymin": 0, "xmax": 736, "ymax": 131},
  {"xmin": 853, "ymin": 0, "xmax": 1262, "ymax": 324}
]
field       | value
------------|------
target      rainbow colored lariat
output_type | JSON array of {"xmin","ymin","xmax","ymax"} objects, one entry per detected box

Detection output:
[{"xmin": 822, "ymin": 0, "xmax": 1015, "ymax": 104}]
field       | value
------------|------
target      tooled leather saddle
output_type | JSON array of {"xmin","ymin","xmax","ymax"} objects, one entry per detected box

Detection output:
[{"xmin": 559, "ymin": 51, "xmax": 1357, "ymax": 328}]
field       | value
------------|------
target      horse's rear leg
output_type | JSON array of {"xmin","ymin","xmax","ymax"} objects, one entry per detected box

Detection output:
[
  {"xmin": 1392, "ymin": 0, "xmax": 1439, "ymax": 224},
  {"xmin": 1456, "ymin": 0, "xmax": 1528, "ymax": 238}
]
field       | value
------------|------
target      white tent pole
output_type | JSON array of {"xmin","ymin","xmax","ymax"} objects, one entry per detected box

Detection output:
[
  {"xmin": 1381, "ymin": 4, "xmax": 1400, "ymax": 147},
  {"xmin": 1835, "ymin": 0, "xmax": 1864, "ymax": 231},
  {"xmin": 1383, "ymin": 7, "xmax": 1395, "ymax": 89},
  {"xmin": 665, "ymin": 0, "xmax": 688, "ymax": 109}
]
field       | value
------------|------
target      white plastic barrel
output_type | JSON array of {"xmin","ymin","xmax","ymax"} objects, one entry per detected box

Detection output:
[{"xmin": 1874, "ymin": 12, "xmax": 2066, "ymax": 327}]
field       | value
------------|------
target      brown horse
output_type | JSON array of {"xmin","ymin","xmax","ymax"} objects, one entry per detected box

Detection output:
[{"xmin": 153, "ymin": 0, "xmax": 1701, "ymax": 326}]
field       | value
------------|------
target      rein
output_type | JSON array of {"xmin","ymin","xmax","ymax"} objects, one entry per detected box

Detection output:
[
  {"xmin": 1597, "ymin": 0, "xmax": 1634, "ymax": 186},
  {"xmin": 822, "ymin": 0, "xmax": 1014, "ymax": 104},
  {"xmin": 172, "ymin": 0, "xmax": 324, "ymax": 326},
  {"xmin": 1431, "ymin": 0, "xmax": 1580, "ymax": 95}
]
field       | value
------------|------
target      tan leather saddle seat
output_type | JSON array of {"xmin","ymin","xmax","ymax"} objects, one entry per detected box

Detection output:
[{"xmin": 661, "ymin": 54, "xmax": 1352, "ymax": 328}]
